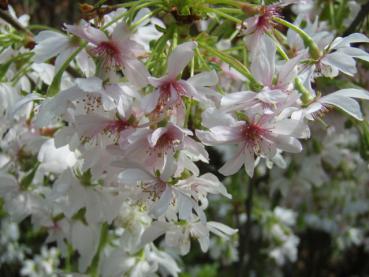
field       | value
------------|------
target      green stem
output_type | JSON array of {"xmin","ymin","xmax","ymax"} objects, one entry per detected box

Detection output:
[
  {"xmin": 29, "ymin": 24, "xmax": 61, "ymax": 32},
  {"xmin": 195, "ymin": 47, "xmax": 225, "ymax": 95},
  {"xmin": 275, "ymin": 43, "xmax": 289, "ymax": 60},
  {"xmin": 207, "ymin": 0, "xmax": 244, "ymax": 8},
  {"xmin": 199, "ymin": 42, "xmax": 263, "ymax": 91},
  {"xmin": 172, "ymin": 26, "xmax": 178, "ymax": 50},
  {"xmin": 272, "ymin": 36, "xmax": 315, "ymax": 105},
  {"xmin": 229, "ymin": 29, "xmax": 240, "ymax": 41},
  {"xmin": 47, "ymin": 43, "xmax": 87, "ymax": 97},
  {"xmin": 87, "ymin": 223, "xmax": 109, "ymax": 277},
  {"xmin": 126, "ymin": 0, "xmax": 161, "ymax": 24},
  {"xmin": 115, "ymin": 0, "xmax": 146, "ymax": 8},
  {"xmin": 102, "ymin": 10, "xmax": 128, "ymax": 30},
  {"xmin": 94, "ymin": 0, "xmax": 109, "ymax": 7},
  {"xmin": 204, "ymin": 7, "xmax": 243, "ymax": 24},
  {"xmin": 294, "ymin": 77, "xmax": 314, "ymax": 104},
  {"xmin": 216, "ymin": 7, "xmax": 244, "ymax": 15},
  {"xmin": 130, "ymin": 7, "xmax": 161, "ymax": 30},
  {"xmin": 272, "ymin": 17, "xmax": 321, "ymax": 60},
  {"xmin": 329, "ymin": 0, "xmax": 336, "ymax": 28}
]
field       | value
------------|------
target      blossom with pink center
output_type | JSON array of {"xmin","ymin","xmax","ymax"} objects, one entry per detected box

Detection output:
[
  {"xmin": 74, "ymin": 113, "xmax": 137, "ymax": 146},
  {"xmin": 118, "ymin": 161, "xmax": 178, "ymax": 218},
  {"xmin": 142, "ymin": 42, "xmax": 218, "ymax": 124},
  {"xmin": 244, "ymin": 1, "xmax": 297, "ymax": 57},
  {"xmin": 196, "ymin": 115, "xmax": 307, "ymax": 177},
  {"xmin": 121, "ymin": 123, "xmax": 208, "ymax": 172},
  {"xmin": 244, "ymin": 5, "xmax": 280, "ymax": 56},
  {"xmin": 65, "ymin": 22, "xmax": 149, "ymax": 87}
]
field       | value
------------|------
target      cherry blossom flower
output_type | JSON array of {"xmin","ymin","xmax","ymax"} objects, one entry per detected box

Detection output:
[
  {"xmin": 197, "ymin": 115, "xmax": 307, "ymax": 176},
  {"xmin": 65, "ymin": 22, "xmax": 149, "ymax": 87},
  {"xmin": 120, "ymin": 122, "xmax": 208, "ymax": 172},
  {"xmin": 142, "ymin": 42, "xmax": 218, "ymax": 124},
  {"xmin": 33, "ymin": 29, "xmax": 95, "ymax": 76},
  {"xmin": 317, "ymin": 33, "xmax": 369, "ymax": 77}
]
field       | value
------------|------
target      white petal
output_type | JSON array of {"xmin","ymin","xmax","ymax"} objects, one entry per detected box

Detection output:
[
  {"xmin": 176, "ymin": 191, "xmax": 193, "ymax": 220},
  {"xmin": 123, "ymin": 59, "xmax": 149, "ymax": 88},
  {"xmin": 148, "ymin": 127, "xmax": 167, "ymax": 147},
  {"xmin": 330, "ymin": 88, "xmax": 369, "ymax": 100},
  {"xmin": 321, "ymin": 94, "xmax": 363, "ymax": 120},
  {"xmin": 140, "ymin": 221, "xmax": 169, "ymax": 246},
  {"xmin": 339, "ymin": 47, "xmax": 369, "ymax": 62},
  {"xmin": 150, "ymin": 186, "xmax": 172, "ymax": 218},
  {"xmin": 64, "ymin": 23, "xmax": 107, "ymax": 45},
  {"xmin": 271, "ymin": 135, "xmax": 302, "ymax": 153},
  {"xmin": 9, "ymin": 94, "xmax": 44, "ymax": 119},
  {"xmin": 332, "ymin": 33, "xmax": 369, "ymax": 49},
  {"xmin": 322, "ymin": 52, "xmax": 356, "ymax": 76},
  {"xmin": 219, "ymin": 147, "xmax": 245, "ymax": 176},
  {"xmin": 221, "ymin": 91, "xmax": 256, "ymax": 111},
  {"xmin": 76, "ymin": 77, "xmax": 103, "ymax": 92},
  {"xmin": 272, "ymin": 119, "xmax": 308, "ymax": 138},
  {"xmin": 112, "ymin": 22, "xmax": 131, "ymax": 42},
  {"xmin": 33, "ymin": 31, "xmax": 69, "ymax": 63},
  {"xmin": 167, "ymin": 42, "xmax": 196, "ymax": 78},
  {"xmin": 196, "ymin": 125, "xmax": 241, "ymax": 145},
  {"xmin": 119, "ymin": 168, "xmax": 154, "ymax": 185},
  {"xmin": 244, "ymin": 146, "xmax": 255, "ymax": 177},
  {"xmin": 207, "ymin": 221, "xmax": 238, "ymax": 238},
  {"xmin": 188, "ymin": 70, "xmax": 218, "ymax": 87},
  {"xmin": 141, "ymin": 90, "xmax": 161, "ymax": 113}
]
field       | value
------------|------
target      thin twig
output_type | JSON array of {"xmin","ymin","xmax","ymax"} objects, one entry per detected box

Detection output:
[
  {"xmin": 238, "ymin": 176, "xmax": 254, "ymax": 277},
  {"xmin": 0, "ymin": 9, "xmax": 33, "ymax": 37}
]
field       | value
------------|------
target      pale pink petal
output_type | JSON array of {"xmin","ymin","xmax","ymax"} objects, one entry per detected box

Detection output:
[
  {"xmin": 148, "ymin": 127, "xmax": 167, "ymax": 147},
  {"xmin": 111, "ymin": 22, "xmax": 131, "ymax": 42},
  {"xmin": 271, "ymin": 135, "xmax": 302, "ymax": 153},
  {"xmin": 219, "ymin": 146, "xmax": 245, "ymax": 176},
  {"xmin": 122, "ymin": 59, "xmax": 149, "ymax": 88},
  {"xmin": 167, "ymin": 42, "xmax": 196, "ymax": 79},
  {"xmin": 244, "ymin": 146, "xmax": 255, "ymax": 177},
  {"xmin": 320, "ymin": 94, "xmax": 363, "ymax": 120},
  {"xmin": 187, "ymin": 70, "xmax": 218, "ymax": 87},
  {"xmin": 322, "ymin": 53, "xmax": 356, "ymax": 76},
  {"xmin": 141, "ymin": 90, "xmax": 161, "ymax": 113},
  {"xmin": 196, "ymin": 125, "xmax": 242, "ymax": 145},
  {"xmin": 64, "ymin": 23, "xmax": 107, "ymax": 45},
  {"xmin": 119, "ymin": 168, "xmax": 154, "ymax": 185},
  {"xmin": 176, "ymin": 191, "xmax": 193, "ymax": 220},
  {"xmin": 331, "ymin": 33, "xmax": 369, "ymax": 49},
  {"xmin": 150, "ymin": 186, "xmax": 172, "ymax": 218}
]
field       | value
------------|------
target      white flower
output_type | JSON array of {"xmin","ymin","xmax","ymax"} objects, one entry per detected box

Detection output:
[{"xmin": 37, "ymin": 139, "xmax": 77, "ymax": 174}]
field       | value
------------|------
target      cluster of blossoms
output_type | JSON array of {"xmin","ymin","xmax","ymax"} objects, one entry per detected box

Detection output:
[{"xmin": 0, "ymin": 0, "xmax": 368, "ymax": 275}]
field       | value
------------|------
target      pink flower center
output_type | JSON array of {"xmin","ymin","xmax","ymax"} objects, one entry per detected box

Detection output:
[
  {"xmin": 105, "ymin": 119, "xmax": 130, "ymax": 133},
  {"xmin": 153, "ymin": 81, "xmax": 187, "ymax": 114},
  {"xmin": 242, "ymin": 122, "xmax": 268, "ymax": 147},
  {"xmin": 160, "ymin": 81, "xmax": 187, "ymax": 97},
  {"xmin": 149, "ymin": 130, "xmax": 182, "ymax": 158},
  {"xmin": 157, "ymin": 132, "xmax": 181, "ymax": 150},
  {"xmin": 92, "ymin": 41, "xmax": 122, "ymax": 68},
  {"xmin": 256, "ymin": 6, "xmax": 279, "ymax": 32},
  {"xmin": 142, "ymin": 180, "xmax": 167, "ymax": 200}
]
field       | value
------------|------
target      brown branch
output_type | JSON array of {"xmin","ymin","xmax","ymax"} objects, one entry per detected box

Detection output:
[{"xmin": 0, "ymin": 8, "xmax": 33, "ymax": 37}]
